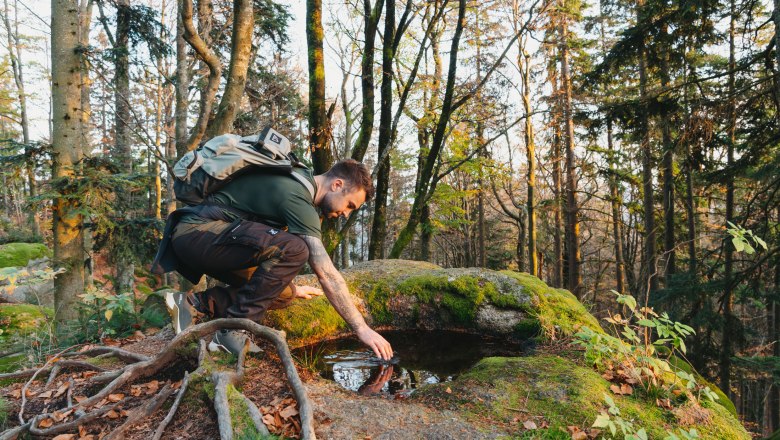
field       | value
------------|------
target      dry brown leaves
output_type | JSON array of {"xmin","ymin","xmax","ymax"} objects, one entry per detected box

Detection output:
[
  {"xmin": 261, "ymin": 395, "xmax": 301, "ymax": 438},
  {"xmin": 567, "ymin": 425, "xmax": 601, "ymax": 439}
]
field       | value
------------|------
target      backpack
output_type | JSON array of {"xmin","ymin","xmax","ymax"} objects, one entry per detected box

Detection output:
[{"xmin": 172, "ymin": 127, "xmax": 315, "ymax": 206}]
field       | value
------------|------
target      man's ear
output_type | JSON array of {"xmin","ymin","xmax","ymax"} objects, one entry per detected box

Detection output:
[{"xmin": 330, "ymin": 178, "xmax": 345, "ymax": 192}]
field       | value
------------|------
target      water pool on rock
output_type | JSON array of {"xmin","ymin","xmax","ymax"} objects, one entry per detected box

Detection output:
[{"xmin": 295, "ymin": 330, "xmax": 527, "ymax": 398}]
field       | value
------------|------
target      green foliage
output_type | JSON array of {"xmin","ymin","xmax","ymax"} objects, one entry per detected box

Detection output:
[
  {"xmin": 726, "ymin": 221, "xmax": 768, "ymax": 254},
  {"xmin": 574, "ymin": 291, "xmax": 719, "ymax": 408},
  {"xmin": 592, "ymin": 394, "xmax": 700, "ymax": 440},
  {"xmin": 0, "ymin": 242, "xmax": 50, "ymax": 267},
  {"xmin": 76, "ymin": 288, "xmax": 140, "ymax": 339}
]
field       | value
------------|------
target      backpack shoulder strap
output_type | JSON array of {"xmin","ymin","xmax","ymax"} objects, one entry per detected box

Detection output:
[{"xmin": 289, "ymin": 168, "xmax": 316, "ymax": 200}]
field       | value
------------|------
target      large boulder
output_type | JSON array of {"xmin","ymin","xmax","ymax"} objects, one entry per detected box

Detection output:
[{"xmin": 268, "ymin": 259, "xmax": 600, "ymax": 344}]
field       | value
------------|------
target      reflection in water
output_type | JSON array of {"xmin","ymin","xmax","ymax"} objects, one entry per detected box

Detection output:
[{"xmin": 298, "ymin": 330, "xmax": 525, "ymax": 398}]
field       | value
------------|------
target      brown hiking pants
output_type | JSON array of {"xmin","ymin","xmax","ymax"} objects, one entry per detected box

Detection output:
[{"xmin": 170, "ymin": 218, "xmax": 310, "ymax": 322}]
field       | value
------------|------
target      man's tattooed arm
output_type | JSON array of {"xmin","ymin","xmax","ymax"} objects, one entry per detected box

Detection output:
[
  {"xmin": 301, "ymin": 235, "xmax": 367, "ymax": 330},
  {"xmin": 301, "ymin": 235, "xmax": 394, "ymax": 360}
]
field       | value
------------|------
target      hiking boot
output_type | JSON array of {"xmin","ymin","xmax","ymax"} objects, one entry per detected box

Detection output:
[
  {"xmin": 208, "ymin": 329, "xmax": 263, "ymax": 356},
  {"xmin": 165, "ymin": 291, "xmax": 203, "ymax": 334}
]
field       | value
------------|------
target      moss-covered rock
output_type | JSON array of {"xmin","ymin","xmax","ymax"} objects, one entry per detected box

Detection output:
[
  {"xmin": 414, "ymin": 355, "xmax": 749, "ymax": 439},
  {"xmin": 268, "ymin": 260, "xmax": 597, "ymax": 345},
  {"xmin": 0, "ymin": 243, "xmax": 50, "ymax": 268}
]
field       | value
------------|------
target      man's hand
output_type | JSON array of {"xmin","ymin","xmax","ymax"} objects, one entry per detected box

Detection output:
[
  {"xmin": 295, "ymin": 285, "xmax": 324, "ymax": 300},
  {"xmin": 356, "ymin": 325, "xmax": 393, "ymax": 361},
  {"xmin": 301, "ymin": 235, "xmax": 395, "ymax": 361}
]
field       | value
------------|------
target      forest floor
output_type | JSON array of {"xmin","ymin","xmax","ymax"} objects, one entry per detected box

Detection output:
[{"xmin": 0, "ymin": 325, "xmax": 504, "ymax": 439}]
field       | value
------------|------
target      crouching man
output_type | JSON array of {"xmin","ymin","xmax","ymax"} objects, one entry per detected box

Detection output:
[{"xmin": 151, "ymin": 159, "xmax": 393, "ymax": 360}]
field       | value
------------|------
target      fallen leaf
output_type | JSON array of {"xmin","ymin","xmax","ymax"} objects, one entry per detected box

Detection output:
[
  {"xmin": 130, "ymin": 386, "xmax": 143, "ymax": 397},
  {"xmin": 55, "ymin": 382, "xmax": 70, "ymax": 398},
  {"xmin": 568, "ymin": 426, "xmax": 588, "ymax": 440},
  {"xmin": 103, "ymin": 410, "xmax": 120, "ymax": 419},
  {"xmin": 81, "ymin": 371, "xmax": 98, "ymax": 379},
  {"xmin": 25, "ymin": 389, "xmax": 37, "ymax": 398},
  {"xmin": 79, "ymin": 425, "xmax": 87, "ymax": 437},
  {"xmin": 107, "ymin": 393, "xmax": 125, "ymax": 402},
  {"xmin": 523, "ymin": 420, "xmax": 538, "ymax": 430},
  {"xmin": 279, "ymin": 405, "xmax": 298, "ymax": 419},
  {"xmin": 9, "ymin": 389, "xmax": 21, "ymax": 399},
  {"xmin": 145, "ymin": 380, "xmax": 159, "ymax": 394},
  {"xmin": 445, "ymin": 387, "xmax": 452, "ymax": 394},
  {"xmin": 38, "ymin": 418, "xmax": 54, "ymax": 428},
  {"xmin": 119, "ymin": 409, "xmax": 129, "ymax": 417},
  {"xmin": 262, "ymin": 414, "xmax": 276, "ymax": 427},
  {"xmin": 38, "ymin": 390, "xmax": 54, "ymax": 399},
  {"xmin": 620, "ymin": 384, "xmax": 633, "ymax": 395},
  {"xmin": 78, "ymin": 436, "xmax": 95, "ymax": 440},
  {"xmin": 74, "ymin": 395, "xmax": 87, "ymax": 403},
  {"xmin": 52, "ymin": 434, "xmax": 76, "ymax": 440},
  {"xmin": 52, "ymin": 409, "xmax": 74, "ymax": 422}
]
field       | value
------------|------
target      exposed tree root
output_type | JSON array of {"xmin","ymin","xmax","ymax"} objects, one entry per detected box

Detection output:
[
  {"xmin": 0, "ymin": 359, "xmax": 107, "ymax": 383},
  {"xmin": 64, "ymin": 346, "xmax": 151, "ymax": 363},
  {"xmin": 2, "ymin": 319, "xmax": 316, "ymax": 439},
  {"xmin": 103, "ymin": 383, "xmax": 175, "ymax": 440},
  {"xmin": 152, "ymin": 371, "xmax": 191, "ymax": 440},
  {"xmin": 0, "ymin": 422, "xmax": 30, "ymax": 440}
]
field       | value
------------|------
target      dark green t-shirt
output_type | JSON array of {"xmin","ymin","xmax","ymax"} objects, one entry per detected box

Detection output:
[{"xmin": 184, "ymin": 169, "xmax": 321, "ymax": 239}]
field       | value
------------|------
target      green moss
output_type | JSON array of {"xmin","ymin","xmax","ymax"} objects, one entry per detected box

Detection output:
[
  {"xmin": 0, "ymin": 395, "xmax": 8, "ymax": 430},
  {"xmin": 0, "ymin": 303, "xmax": 53, "ymax": 352},
  {"xmin": 227, "ymin": 384, "xmax": 268, "ymax": 439},
  {"xmin": 267, "ymin": 295, "xmax": 348, "ymax": 343},
  {"xmin": 0, "ymin": 242, "xmax": 50, "ymax": 267},
  {"xmin": 360, "ymin": 279, "xmax": 395, "ymax": 324},
  {"xmin": 396, "ymin": 275, "xmax": 490, "ymax": 325},
  {"xmin": 416, "ymin": 355, "xmax": 749, "ymax": 439},
  {"xmin": 0, "ymin": 353, "xmax": 25, "ymax": 375},
  {"xmin": 500, "ymin": 272, "xmax": 603, "ymax": 339}
]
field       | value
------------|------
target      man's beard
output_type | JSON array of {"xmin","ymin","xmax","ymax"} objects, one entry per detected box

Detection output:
[{"xmin": 318, "ymin": 192, "xmax": 338, "ymax": 218}]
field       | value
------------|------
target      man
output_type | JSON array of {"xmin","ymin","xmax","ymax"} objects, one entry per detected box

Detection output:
[{"xmin": 152, "ymin": 159, "xmax": 393, "ymax": 360}]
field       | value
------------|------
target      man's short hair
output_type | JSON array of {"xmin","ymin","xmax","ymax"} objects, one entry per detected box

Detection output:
[{"xmin": 324, "ymin": 159, "xmax": 375, "ymax": 201}]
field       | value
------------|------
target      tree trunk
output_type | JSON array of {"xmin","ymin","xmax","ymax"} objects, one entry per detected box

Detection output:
[
  {"xmin": 390, "ymin": 0, "xmax": 466, "ymax": 258},
  {"xmin": 351, "ymin": 0, "xmax": 383, "ymax": 161},
  {"xmin": 521, "ymin": 40, "xmax": 537, "ymax": 277},
  {"xmin": 607, "ymin": 118, "xmax": 625, "ymax": 293},
  {"xmin": 660, "ymin": 26, "xmax": 675, "ymax": 285},
  {"xmin": 113, "ymin": 0, "xmax": 134, "ymax": 295},
  {"xmin": 720, "ymin": 0, "xmax": 737, "ymax": 397},
  {"xmin": 772, "ymin": 223, "xmax": 780, "ymax": 430},
  {"xmin": 559, "ymin": 18, "xmax": 582, "ymax": 298},
  {"xmin": 637, "ymin": 0, "xmax": 657, "ymax": 301},
  {"xmin": 205, "ymin": 0, "xmax": 253, "ymax": 137},
  {"xmin": 552, "ymin": 77, "xmax": 564, "ymax": 288},
  {"xmin": 368, "ymin": 0, "xmax": 396, "ymax": 260},
  {"xmin": 175, "ymin": 0, "xmax": 190, "ymax": 157},
  {"xmin": 774, "ymin": 0, "xmax": 780, "ymax": 111},
  {"xmin": 3, "ymin": 0, "xmax": 38, "ymax": 236},
  {"xmin": 51, "ymin": 0, "xmax": 87, "ymax": 336},
  {"xmin": 307, "ymin": 0, "xmax": 332, "ymax": 173}
]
